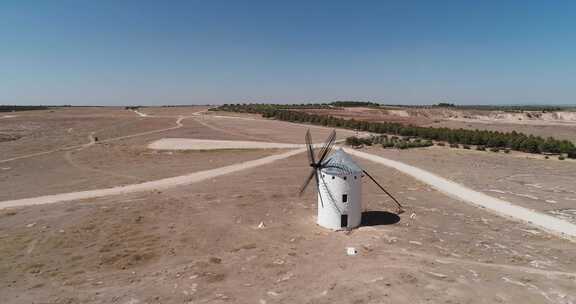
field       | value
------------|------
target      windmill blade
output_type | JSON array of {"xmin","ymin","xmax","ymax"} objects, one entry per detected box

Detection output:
[
  {"xmin": 305, "ymin": 129, "xmax": 316, "ymax": 165},
  {"xmin": 314, "ymin": 170, "xmax": 323, "ymax": 208},
  {"xmin": 318, "ymin": 173, "xmax": 343, "ymax": 214},
  {"xmin": 316, "ymin": 129, "xmax": 336, "ymax": 164},
  {"xmin": 298, "ymin": 168, "xmax": 316, "ymax": 196},
  {"xmin": 362, "ymin": 169, "xmax": 404, "ymax": 213}
]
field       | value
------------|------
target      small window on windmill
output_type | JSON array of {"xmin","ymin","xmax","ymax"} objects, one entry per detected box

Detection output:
[{"xmin": 342, "ymin": 194, "xmax": 348, "ymax": 203}]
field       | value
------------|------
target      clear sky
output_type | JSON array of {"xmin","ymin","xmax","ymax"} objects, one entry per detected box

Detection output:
[{"xmin": 2, "ymin": 1, "xmax": 576, "ymax": 106}]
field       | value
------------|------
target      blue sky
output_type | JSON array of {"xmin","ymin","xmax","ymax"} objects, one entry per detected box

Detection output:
[{"xmin": 1, "ymin": 1, "xmax": 575, "ymax": 105}]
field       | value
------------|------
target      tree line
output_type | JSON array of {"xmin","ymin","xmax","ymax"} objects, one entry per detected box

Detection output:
[
  {"xmin": 212, "ymin": 104, "xmax": 576, "ymax": 158},
  {"xmin": 0, "ymin": 105, "xmax": 49, "ymax": 112},
  {"xmin": 346, "ymin": 135, "xmax": 434, "ymax": 150},
  {"xmin": 214, "ymin": 102, "xmax": 575, "ymax": 113}
]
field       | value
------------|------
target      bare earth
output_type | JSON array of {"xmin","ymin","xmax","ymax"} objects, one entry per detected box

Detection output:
[
  {"xmin": 362, "ymin": 146, "xmax": 576, "ymax": 225},
  {"xmin": 1, "ymin": 107, "xmax": 576, "ymax": 304}
]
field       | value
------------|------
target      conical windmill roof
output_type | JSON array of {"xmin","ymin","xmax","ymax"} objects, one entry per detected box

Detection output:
[{"xmin": 321, "ymin": 148, "xmax": 363, "ymax": 176}]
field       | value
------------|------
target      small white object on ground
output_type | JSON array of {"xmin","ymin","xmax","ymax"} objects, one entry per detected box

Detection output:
[
  {"xmin": 257, "ymin": 222, "xmax": 265, "ymax": 229},
  {"xmin": 427, "ymin": 271, "xmax": 448, "ymax": 279},
  {"xmin": 346, "ymin": 247, "xmax": 358, "ymax": 256}
]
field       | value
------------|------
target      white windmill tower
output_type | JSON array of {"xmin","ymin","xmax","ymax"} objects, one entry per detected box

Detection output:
[{"xmin": 299, "ymin": 130, "xmax": 403, "ymax": 230}]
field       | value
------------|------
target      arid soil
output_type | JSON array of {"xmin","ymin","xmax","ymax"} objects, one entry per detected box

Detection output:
[
  {"xmin": 362, "ymin": 146, "xmax": 576, "ymax": 225},
  {"xmin": 1, "ymin": 108, "xmax": 576, "ymax": 303},
  {"xmin": 0, "ymin": 108, "xmax": 287, "ymax": 201},
  {"xmin": 1, "ymin": 152, "xmax": 575, "ymax": 304}
]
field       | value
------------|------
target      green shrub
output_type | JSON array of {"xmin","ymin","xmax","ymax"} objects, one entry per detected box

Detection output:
[
  {"xmin": 559, "ymin": 156, "xmax": 566, "ymax": 160},
  {"xmin": 490, "ymin": 147, "xmax": 500, "ymax": 152},
  {"xmin": 450, "ymin": 143, "xmax": 460, "ymax": 148},
  {"xmin": 422, "ymin": 140, "xmax": 434, "ymax": 147},
  {"xmin": 476, "ymin": 146, "xmax": 486, "ymax": 151},
  {"xmin": 381, "ymin": 140, "xmax": 394, "ymax": 148},
  {"xmin": 394, "ymin": 142, "xmax": 408, "ymax": 149},
  {"xmin": 345, "ymin": 136, "xmax": 362, "ymax": 146}
]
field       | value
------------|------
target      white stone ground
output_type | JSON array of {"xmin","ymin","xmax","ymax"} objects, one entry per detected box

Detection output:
[{"xmin": 148, "ymin": 138, "xmax": 304, "ymax": 150}]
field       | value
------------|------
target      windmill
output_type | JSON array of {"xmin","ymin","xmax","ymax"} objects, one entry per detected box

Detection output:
[{"xmin": 299, "ymin": 129, "xmax": 403, "ymax": 230}]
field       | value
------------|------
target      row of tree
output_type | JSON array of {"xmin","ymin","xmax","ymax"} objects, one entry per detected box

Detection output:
[
  {"xmin": 0, "ymin": 105, "xmax": 49, "ymax": 112},
  {"xmin": 214, "ymin": 102, "xmax": 575, "ymax": 113},
  {"xmin": 346, "ymin": 135, "xmax": 433, "ymax": 150},
  {"xmin": 213, "ymin": 104, "xmax": 576, "ymax": 158}
]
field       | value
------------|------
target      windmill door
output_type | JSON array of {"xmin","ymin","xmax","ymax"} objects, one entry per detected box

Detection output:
[{"xmin": 341, "ymin": 214, "xmax": 348, "ymax": 228}]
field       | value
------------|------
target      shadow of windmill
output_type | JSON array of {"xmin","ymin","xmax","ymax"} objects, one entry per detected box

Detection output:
[{"xmin": 360, "ymin": 211, "xmax": 401, "ymax": 226}]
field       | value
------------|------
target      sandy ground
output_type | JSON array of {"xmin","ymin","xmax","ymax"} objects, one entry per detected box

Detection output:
[
  {"xmin": 0, "ymin": 149, "xmax": 304, "ymax": 209},
  {"xmin": 2, "ymin": 107, "xmax": 345, "ymax": 201},
  {"xmin": 0, "ymin": 108, "xmax": 289, "ymax": 201},
  {"xmin": 1, "ymin": 152, "xmax": 576, "ymax": 304},
  {"xmin": 346, "ymin": 148, "xmax": 576, "ymax": 240},
  {"xmin": 361, "ymin": 146, "xmax": 576, "ymax": 225},
  {"xmin": 2, "ymin": 108, "xmax": 576, "ymax": 303}
]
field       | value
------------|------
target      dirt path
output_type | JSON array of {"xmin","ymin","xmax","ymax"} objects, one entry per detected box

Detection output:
[
  {"xmin": 345, "ymin": 148, "xmax": 576, "ymax": 241},
  {"xmin": 0, "ymin": 148, "xmax": 305, "ymax": 209}
]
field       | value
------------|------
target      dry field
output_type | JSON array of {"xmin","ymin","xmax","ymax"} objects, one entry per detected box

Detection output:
[
  {"xmin": 362, "ymin": 146, "xmax": 576, "ymax": 224},
  {"xmin": 1, "ymin": 107, "xmax": 576, "ymax": 303}
]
